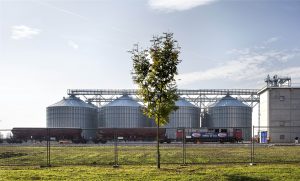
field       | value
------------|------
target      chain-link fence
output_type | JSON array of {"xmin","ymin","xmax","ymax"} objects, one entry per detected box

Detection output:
[
  {"xmin": 0, "ymin": 127, "xmax": 299, "ymax": 166},
  {"xmin": 252, "ymin": 126, "xmax": 300, "ymax": 164},
  {"xmin": 0, "ymin": 129, "xmax": 48, "ymax": 166}
]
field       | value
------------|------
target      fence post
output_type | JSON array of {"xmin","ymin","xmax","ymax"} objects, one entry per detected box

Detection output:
[
  {"xmin": 250, "ymin": 125, "xmax": 255, "ymax": 166},
  {"xmin": 182, "ymin": 128, "xmax": 186, "ymax": 166},
  {"xmin": 113, "ymin": 130, "xmax": 119, "ymax": 168},
  {"xmin": 46, "ymin": 128, "xmax": 51, "ymax": 167}
]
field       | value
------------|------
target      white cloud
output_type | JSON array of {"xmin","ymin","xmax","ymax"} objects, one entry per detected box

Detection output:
[
  {"xmin": 226, "ymin": 48, "xmax": 250, "ymax": 55},
  {"xmin": 68, "ymin": 40, "xmax": 79, "ymax": 50},
  {"xmin": 178, "ymin": 46, "xmax": 300, "ymax": 86},
  {"xmin": 11, "ymin": 25, "xmax": 41, "ymax": 40},
  {"xmin": 264, "ymin": 37, "xmax": 279, "ymax": 44},
  {"xmin": 148, "ymin": 0, "xmax": 218, "ymax": 12}
]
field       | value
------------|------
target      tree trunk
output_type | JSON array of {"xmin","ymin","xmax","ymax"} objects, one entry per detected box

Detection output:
[{"xmin": 157, "ymin": 117, "xmax": 160, "ymax": 169}]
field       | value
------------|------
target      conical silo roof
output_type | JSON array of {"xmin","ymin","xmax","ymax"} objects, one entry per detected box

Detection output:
[
  {"xmin": 104, "ymin": 95, "xmax": 141, "ymax": 107},
  {"xmin": 48, "ymin": 95, "xmax": 95, "ymax": 108},
  {"xmin": 176, "ymin": 98, "xmax": 197, "ymax": 107},
  {"xmin": 212, "ymin": 95, "xmax": 249, "ymax": 107}
]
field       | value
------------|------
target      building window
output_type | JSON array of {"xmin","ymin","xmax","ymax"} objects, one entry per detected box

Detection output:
[
  {"xmin": 279, "ymin": 121, "xmax": 285, "ymax": 126},
  {"xmin": 280, "ymin": 135, "xmax": 285, "ymax": 140},
  {"xmin": 279, "ymin": 96, "xmax": 285, "ymax": 101}
]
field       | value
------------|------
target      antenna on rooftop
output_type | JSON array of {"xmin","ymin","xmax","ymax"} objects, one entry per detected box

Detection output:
[{"xmin": 265, "ymin": 74, "xmax": 291, "ymax": 87}]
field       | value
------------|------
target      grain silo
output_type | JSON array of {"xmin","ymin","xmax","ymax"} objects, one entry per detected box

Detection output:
[
  {"xmin": 164, "ymin": 98, "xmax": 200, "ymax": 139},
  {"xmin": 205, "ymin": 94, "xmax": 252, "ymax": 140},
  {"xmin": 47, "ymin": 95, "xmax": 98, "ymax": 139},
  {"xmin": 99, "ymin": 94, "xmax": 153, "ymax": 128}
]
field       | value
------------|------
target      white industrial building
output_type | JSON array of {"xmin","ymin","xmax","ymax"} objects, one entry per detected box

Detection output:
[{"xmin": 258, "ymin": 75, "xmax": 300, "ymax": 143}]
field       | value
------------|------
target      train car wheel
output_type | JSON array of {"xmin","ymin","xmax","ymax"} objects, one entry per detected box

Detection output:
[{"xmin": 100, "ymin": 140, "xmax": 107, "ymax": 144}]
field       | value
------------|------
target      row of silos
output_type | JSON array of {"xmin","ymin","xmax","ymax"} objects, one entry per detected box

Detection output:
[
  {"xmin": 46, "ymin": 94, "xmax": 201, "ymax": 139},
  {"xmin": 46, "ymin": 94, "xmax": 251, "ymax": 140}
]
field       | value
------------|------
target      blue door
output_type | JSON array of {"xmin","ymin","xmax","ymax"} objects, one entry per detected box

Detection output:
[{"xmin": 261, "ymin": 131, "xmax": 268, "ymax": 143}]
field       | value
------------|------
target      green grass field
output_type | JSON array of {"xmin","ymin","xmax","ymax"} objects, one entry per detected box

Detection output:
[
  {"xmin": 1, "ymin": 164, "xmax": 300, "ymax": 180},
  {"xmin": 1, "ymin": 144, "xmax": 300, "ymax": 166},
  {"xmin": 1, "ymin": 144, "xmax": 300, "ymax": 180}
]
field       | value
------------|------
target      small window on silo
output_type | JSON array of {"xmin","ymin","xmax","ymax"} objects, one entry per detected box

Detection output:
[
  {"xmin": 279, "ymin": 96, "xmax": 285, "ymax": 101},
  {"xmin": 280, "ymin": 135, "xmax": 285, "ymax": 140}
]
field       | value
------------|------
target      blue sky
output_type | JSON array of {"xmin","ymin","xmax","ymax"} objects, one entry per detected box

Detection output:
[{"xmin": 1, "ymin": 0, "xmax": 300, "ymax": 128}]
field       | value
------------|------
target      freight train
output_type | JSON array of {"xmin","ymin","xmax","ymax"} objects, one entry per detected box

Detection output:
[
  {"xmin": 5, "ymin": 127, "xmax": 170, "ymax": 144},
  {"xmin": 4, "ymin": 127, "xmax": 243, "ymax": 144}
]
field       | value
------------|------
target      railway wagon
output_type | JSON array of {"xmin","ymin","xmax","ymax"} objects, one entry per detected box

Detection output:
[
  {"xmin": 94, "ymin": 128, "xmax": 171, "ymax": 144},
  {"xmin": 10, "ymin": 128, "xmax": 84, "ymax": 142},
  {"xmin": 176, "ymin": 128, "xmax": 243, "ymax": 143}
]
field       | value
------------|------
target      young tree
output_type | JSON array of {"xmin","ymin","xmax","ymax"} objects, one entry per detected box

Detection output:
[{"xmin": 130, "ymin": 32, "xmax": 181, "ymax": 168}]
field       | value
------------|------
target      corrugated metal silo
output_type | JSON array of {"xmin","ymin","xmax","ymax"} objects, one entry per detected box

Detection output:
[
  {"xmin": 99, "ymin": 95, "xmax": 153, "ymax": 128},
  {"xmin": 205, "ymin": 94, "xmax": 252, "ymax": 140},
  {"xmin": 98, "ymin": 106, "xmax": 105, "ymax": 128},
  {"xmin": 164, "ymin": 98, "xmax": 200, "ymax": 139},
  {"xmin": 47, "ymin": 95, "xmax": 98, "ymax": 139}
]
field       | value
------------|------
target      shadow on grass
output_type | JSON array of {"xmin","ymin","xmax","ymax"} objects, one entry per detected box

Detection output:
[
  {"xmin": 0, "ymin": 152, "xmax": 28, "ymax": 159},
  {"xmin": 226, "ymin": 175, "xmax": 270, "ymax": 181}
]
